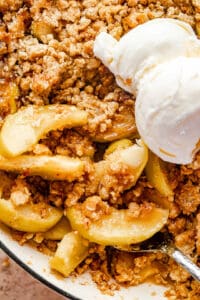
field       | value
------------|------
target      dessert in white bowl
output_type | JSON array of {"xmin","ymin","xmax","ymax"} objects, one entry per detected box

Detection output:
[{"xmin": 0, "ymin": 1, "xmax": 200, "ymax": 299}]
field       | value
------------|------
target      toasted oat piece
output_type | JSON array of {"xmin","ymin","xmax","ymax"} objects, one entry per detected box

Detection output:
[
  {"xmin": 31, "ymin": 20, "xmax": 54, "ymax": 42},
  {"xmin": 0, "ymin": 81, "xmax": 19, "ymax": 117}
]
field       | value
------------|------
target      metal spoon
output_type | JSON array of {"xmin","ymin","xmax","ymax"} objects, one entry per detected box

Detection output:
[{"xmin": 113, "ymin": 232, "xmax": 200, "ymax": 281}]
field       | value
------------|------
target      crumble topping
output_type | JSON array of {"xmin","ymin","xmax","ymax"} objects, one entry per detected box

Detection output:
[{"xmin": 0, "ymin": 1, "xmax": 200, "ymax": 299}]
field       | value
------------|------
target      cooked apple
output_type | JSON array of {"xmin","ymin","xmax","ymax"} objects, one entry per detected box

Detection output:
[
  {"xmin": 0, "ymin": 104, "xmax": 88, "ymax": 157},
  {"xmin": 104, "ymin": 139, "xmax": 133, "ymax": 159},
  {"xmin": 92, "ymin": 106, "xmax": 137, "ymax": 142},
  {"xmin": 50, "ymin": 232, "xmax": 89, "ymax": 277},
  {"xmin": 66, "ymin": 205, "xmax": 169, "ymax": 246},
  {"xmin": 145, "ymin": 151, "xmax": 173, "ymax": 197},
  {"xmin": 116, "ymin": 140, "xmax": 148, "ymax": 180},
  {"xmin": 0, "ymin": 198, "xmax": 63, "ymax": 232},
  {"xmin": 0, "ymin": 155, "xmax": 85, "ymax": 181},
  {"xmin": 44, "ymin": 217, "xmax": 71, "ymax": 240},
  {"xmin": 105, "ymin": 139, "xmax": 148, "ymax": 187},
  {"xmin": 92, "ymin": 139, "xmax": 148, "ymax": 197}
]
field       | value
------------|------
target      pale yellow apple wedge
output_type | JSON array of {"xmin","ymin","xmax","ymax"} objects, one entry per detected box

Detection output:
[
  {"xmin": 92, "ymin": 106, "xmax": 137, "ymax": 142},
  {"xmin": 0, "ymin": 155, "xmax": 85, "ymax": 181},
  {"xmin": 44, "ymin": 217, "xmax": 71, "ymax": 240},
  {"xmin": 0, "ymin": 104, "xmax": 88, "ymax": 157},
  {"xmin": 50, "ymin": 232, "xmax": 89, "ymax": 277},
  {"xmin": 0, "ymin": 198, "xmax": 63, "ymax": 232},
  {"xmin": 105, "ymin": 139, "xmax": 148, "ymax": 187},
  {"xmin": 66, "ymin": 205, "xmax": 169, "ymax": 246},
  {"xmin": 114, "ymin": 139, "xmax": 148, "ymax": 184},
  {"xmin": 93, "ymin": 139, "xmax": 148, "ymax": 194},
  {"xmin": 104, "ymin": 138, "xmax": 133, "ymax": 158},
  {"xmin": 145, "ymin": 151, "xmax": 173, "ymax": 197}
]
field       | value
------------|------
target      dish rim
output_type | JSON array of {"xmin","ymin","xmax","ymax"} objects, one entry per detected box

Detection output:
[{"xmin": 0, "ymin": 239, "xmax": 82, "ymax": 300}]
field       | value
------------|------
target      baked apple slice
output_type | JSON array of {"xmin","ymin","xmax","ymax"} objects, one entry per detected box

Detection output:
[
  {"xmin": 50, "ymin": 232, "xmax": 89, "ymax": 277},
  {"xmin": 92, "ymin": 106, "xmax": 137, "ymax": 142},
  {"xmin": 0, "ymin": 104, "xmax": 88, "ymax": 157},
  {"xmin": 0, "ymin": 198, "xmax": 63, "ymax": 232},
  {"xmin": 66, "ymin": 205, "xmax": 169, "ymax": 246},
  {"xmin": 96, "ymin": 139, "xmax": 148, "ymax": 190},
  {"xmin": 145, "ymin": 151, "xmax": 173, "ymax": 197},
  {"xmin": 103, "ymin": 138, "xmax": 133, "ymax": 158},
  {"xmin": 44, "ymin": 217, "xmax": 71, "ymax": 240},
  {"xmin": 0, "ymin": 155, "xmax": 84, "ymax": 181}
]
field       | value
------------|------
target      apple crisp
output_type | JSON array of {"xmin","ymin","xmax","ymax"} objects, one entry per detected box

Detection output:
[{"xmin": 0, "ymin": 1, "xmax": 200, "ymax": 299}]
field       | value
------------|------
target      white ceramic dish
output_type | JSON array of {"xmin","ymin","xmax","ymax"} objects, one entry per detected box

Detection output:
[{"xmin": 0, "ymin": 222, "xmax": 167, "ymax": 300}]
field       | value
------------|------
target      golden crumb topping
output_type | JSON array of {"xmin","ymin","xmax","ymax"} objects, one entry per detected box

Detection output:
[{"xmin": 0, "ymin": 1, "xmax": 200, "ymax": 299}]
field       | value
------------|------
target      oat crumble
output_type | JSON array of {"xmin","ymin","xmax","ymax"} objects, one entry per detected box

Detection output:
[{"xmin": 0, "ymin": 1, "xmax": 200, "ymax": 299}]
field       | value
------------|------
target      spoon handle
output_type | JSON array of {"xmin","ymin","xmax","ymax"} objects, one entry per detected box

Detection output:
[{"xmin": 170, "ymin": 248, "xmax": 200, "ymax": 281}]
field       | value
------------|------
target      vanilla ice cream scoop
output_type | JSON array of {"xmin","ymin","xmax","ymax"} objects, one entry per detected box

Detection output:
[
  {"xmin": 94, "ymin": 18, "xmax": 200, "ymax": 94},
  {"xmin": 94, "ymin": 18, "xmax": 200, "ymax": 164},
  {"xmin": 136, "ymin": 57, "xmax": 200, "ymax": 164}
]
